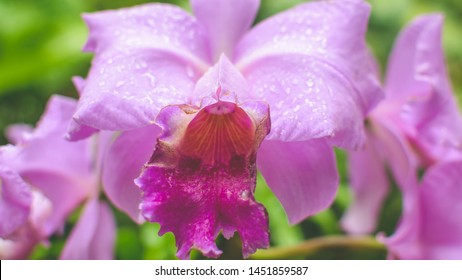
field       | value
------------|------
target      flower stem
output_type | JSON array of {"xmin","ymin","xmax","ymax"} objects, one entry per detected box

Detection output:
[{"xmin": 250, "ymin": 235, "xmax": 387, "ymax": 259}]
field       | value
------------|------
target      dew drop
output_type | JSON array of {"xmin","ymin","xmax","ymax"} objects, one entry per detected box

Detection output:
[{"xmin": 186, "ymin": 65, "xmax": 195, "ymax": 78}]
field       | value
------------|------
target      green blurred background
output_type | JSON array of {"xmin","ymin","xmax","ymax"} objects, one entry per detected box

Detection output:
[{"xmin": 0, "ymin": 0, "xmax": 461, "ymax": 259}]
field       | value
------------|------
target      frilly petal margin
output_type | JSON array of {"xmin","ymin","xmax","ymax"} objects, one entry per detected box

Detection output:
[
  {"xmin": 191, "ymin": 0, "xmax": 260, "ymax": 61},
  {"xmin": 61, "ymin": 200, "xmax": 116, "ymax": 260},
  {"xmin": 102, "ymin": 125, "xmax": 160, "ymax": 223},
  {"xmin": 137, "ymin": 99, "xmax": 270, "ymax": 259},
  {"xmin": 0, "ymin": 166, "xmax": 32, "ymax": 238},
  {"xmin": 382, "ymin": 161, "xmax": 462, "ymax": 259},
  {"xmin": 257, "ymin": 139, "xmax": 338, "ymax": 224}
]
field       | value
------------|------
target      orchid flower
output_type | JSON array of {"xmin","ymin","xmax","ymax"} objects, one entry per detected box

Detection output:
[
  {"xmin": 341, "ymin": 15, "xmax": 462, "ymax": 259},
  {"xmin": 69, "ymin": 0, "xmax": 382, "ymax": 259},
  {"xmin": 0, "ymin": 95, "xmax": 117, "ymax": 259}
]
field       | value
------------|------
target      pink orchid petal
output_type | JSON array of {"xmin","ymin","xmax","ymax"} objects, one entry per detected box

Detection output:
[
  {"xmin": 82, "ymin": 4, "xmax": 210, "ymax": 63},
  {"xmin": 385, "ymin": 14, "xmax": 443, "ymax": 100},
  {"xmin": 5, "ymin": 124, "xmax": 33, "ymax": 145},
  {"xmin": 65, "ymin": 77, "xmax": 99, "ymax": 141},
  {"xmin": 243, "ymin": 53, "xmax": 365, "ymax": 148},
  {"xmin": 191, "ymin": 0, "xmax": 259, "ymax": 61},
  {"xmin": 193, "ymin": 55, "xmax": 251, "ymax": 104},
  {"xmin": 0, "ymin": 190, "xmax": 54, "ymax": 259},
  {"xmin": 102, "ymin": 125, "xmax": 160, "ymax": 223},
  {"xmin": 0, "ymin": 166, "xmax": 32, "ymax": 238},
  {"xmin": 10, "ymin": 96, "xmax": 93, "ymax": 183},
  {"xmin": 73, "ymin": 3, "xmax": 214, "ymax": 131},
  {"xmin": 257, "ymin": 139, "xmax": 338, "ymax": 224},
  {"xmin": 419, "ymin": 161, "xmax": 462, "ymax": 259},
  {"xmin": 73, "ymin": 49, "xmax": 202, "ymax": 131},
  {"xmin": 61, "ymin": 200, "xmax": 116, "ymax": 260},
  {"xmin": 385, "ymin": 14, "xmax": 462, "ymax": 163},
  {"xmin": 66, "ymin": 120, "xmax": 98, "ymax": 141},
  {"xmin": 384, "ymin": 161, "xmax": 462, "ymax": 259},
  {"xmin": 0, "ymin": 223, "xmax": 40, "ymax": 260},
  {"xmin": 6, "ymin": 96, "xmax": 94, "ymax": 235},
  {"xmin": 236, "ymin": 0, "xmax": 382, "ymax": 116},
  {"xmin": 343, "ymin": 114, "xmax": 418, "ymax": 235},
  {"xmin": 19, "ymin": 171, "xmax": 89, "ymax": 236},
  {"xmin": 341, "ymin": 134, "xmax": 389, "ymax": 234},
  {"xmin": 0, "ymin": 230, "xmax": 38, "ymax": 260}
]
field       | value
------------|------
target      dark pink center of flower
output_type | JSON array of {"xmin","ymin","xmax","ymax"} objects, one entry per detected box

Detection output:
[
  {"xmin": 180, "ymin": 102, "xmax": 255, "ymax": 166},
  {"xmin": 137, "ymin": 100, "xmax": 270, "ymax": 259}
]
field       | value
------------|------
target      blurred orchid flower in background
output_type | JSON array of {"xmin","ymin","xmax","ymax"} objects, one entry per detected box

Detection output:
[
  {"xmin": 341, "ymin": 14, "xmax": 462, "ymax": 259},
  {"xmin": 382, "ymin": 160, "xmax": 462, "ymax": 259},
  {"xmin": 69, "ymin": 0, "xmax": 382, "ymax": 259},
  {"xmin": 0, "ymin": 95, "xmax": 121, "ymax": 259}
]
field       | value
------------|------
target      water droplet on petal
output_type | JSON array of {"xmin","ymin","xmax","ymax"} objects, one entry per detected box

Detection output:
[{"xmin": 186, "ymin": 65, "xmax": 195, "ymax": 78}]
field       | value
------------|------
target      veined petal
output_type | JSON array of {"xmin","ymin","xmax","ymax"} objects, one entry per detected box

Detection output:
[
  {"xmin": 191, "ymin": 0, "xmax": 260, "ymax": 61},
  {"xmin": 236, "ymin": 0, "xmax": 383, "ymax": 119},
  {"xmin": 83, "ymin": 4, "xmax": 210, "ymax": 64},
  {"xmin": 257, "ymin": 139, "xmax": 338, "ymax": 224},
  {"xmin": 384, "ymin": 14, "xmax": 462, "ymax": 163},
  {"xmin": 61, "ymin": 200, "xmax": 116, "ymax": 260},
  {"xmin": 242, "ymin": 53, "xmax": 365, "ymax": 148},
  {"xmin": 102, "ymin": 125, "xmax": 160, "ymax": 223},
  {"xmin": 0, "ymin": 166, "xmax": 32, "ymax": 238},
  {"xmin": 137, "ymin": 100, "xmax": 270, "ymax": 259}
]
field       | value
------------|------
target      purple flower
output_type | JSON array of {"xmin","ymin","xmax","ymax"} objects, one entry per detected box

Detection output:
[
  {"xmin": 341, "ymin": 15, "xmax": 462, "ymax": 259},
  {"xmin": 0, "ymin": 95, "xmax": 117, "ymax": 259},
  {"xmin": 70, "ymin": 0, "xmax": 381, "ymax": 258}
]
